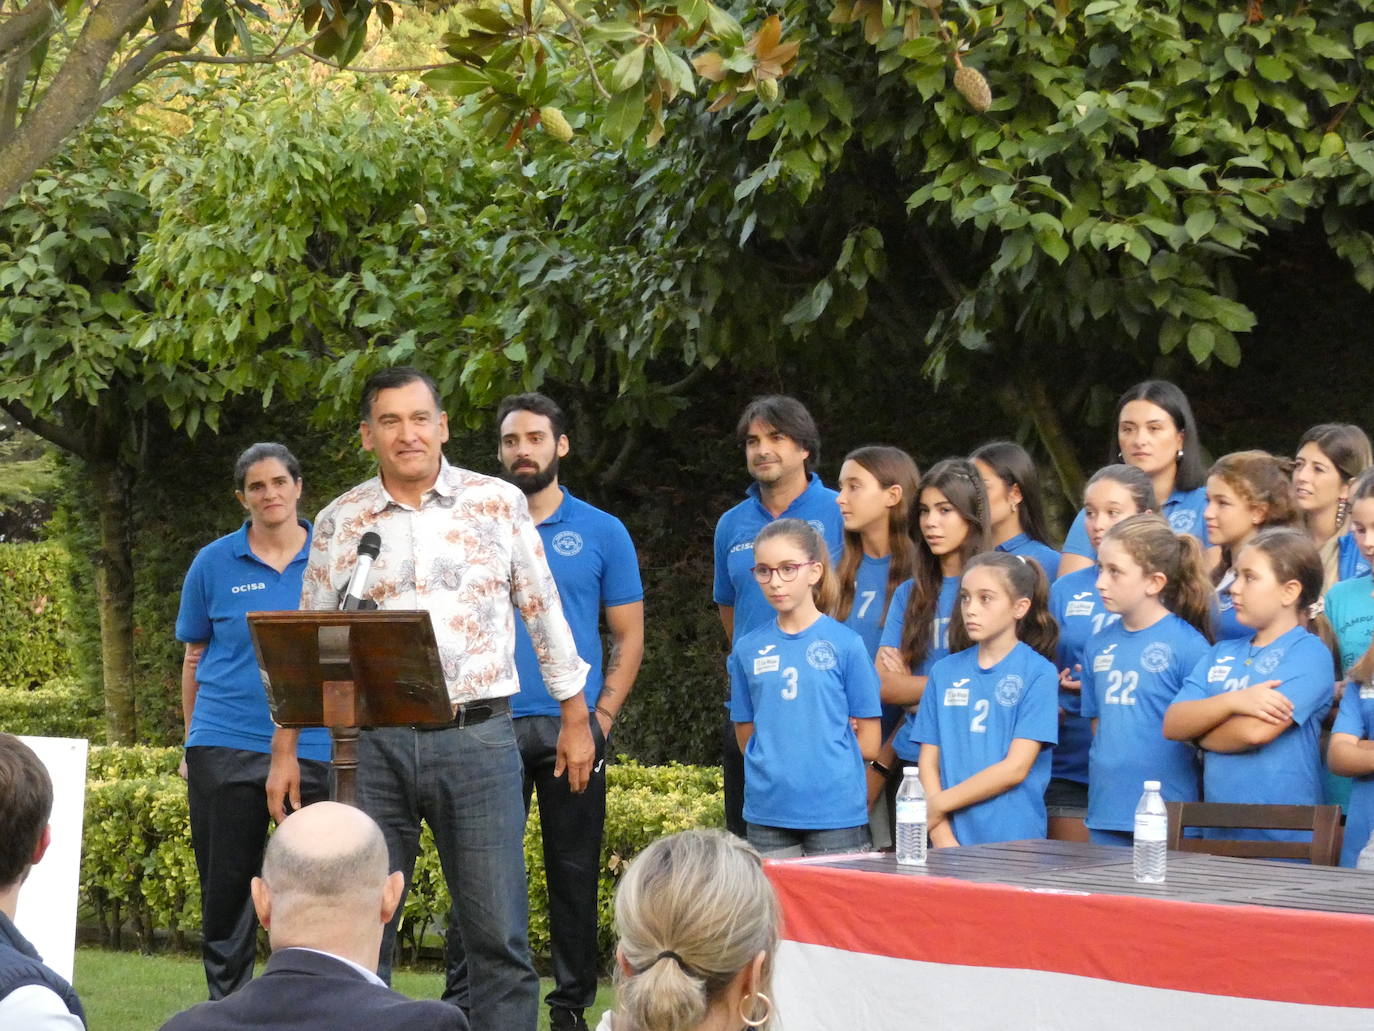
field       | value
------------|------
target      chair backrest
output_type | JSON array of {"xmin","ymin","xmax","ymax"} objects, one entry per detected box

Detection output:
[{"xmin": 1165, "ymin": 802, "xmax": 1343, "ymax": 866}]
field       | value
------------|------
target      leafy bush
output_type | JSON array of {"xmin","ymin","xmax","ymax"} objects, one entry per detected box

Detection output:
[
  {"xmin": 0, "ymin": 677, "xmax": 103, "ymax": 740},
  {"xmin": 0, "ymin": 542, "xmax": 75, "ymax": 690},
  {"xmin": 80, "ymin": 748, "xmax": 723, "ymax": 965}
]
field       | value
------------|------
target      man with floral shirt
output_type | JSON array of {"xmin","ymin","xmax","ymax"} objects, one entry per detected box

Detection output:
[{"xmin": 267, "ymin": 367, "xmax": 592, "ymax": 1031}]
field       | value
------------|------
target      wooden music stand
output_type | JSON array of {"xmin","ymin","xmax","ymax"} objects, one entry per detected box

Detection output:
[{"xmin": 247, "ymin": 610, "xmax": 452, "ymax": 806}]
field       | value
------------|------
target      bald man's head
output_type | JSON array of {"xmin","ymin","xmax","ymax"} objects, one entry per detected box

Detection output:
[{"xmin": 253, "ymin": 802, "xmax": 400, "ymax": 958}]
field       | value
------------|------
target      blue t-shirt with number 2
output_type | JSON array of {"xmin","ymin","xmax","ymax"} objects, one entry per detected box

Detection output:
[
  {"xmin": 729, "ymin": 615, "xmax": 881, "ymax": 830},
  {"xmin": 911, "ymin": 642, "xmax": 1059, "ymax": 845}
]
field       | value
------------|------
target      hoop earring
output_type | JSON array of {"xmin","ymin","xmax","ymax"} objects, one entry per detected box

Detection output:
[{"xmin": 740, "ymin": 991, "xmax": 773, "ymax": 1028}]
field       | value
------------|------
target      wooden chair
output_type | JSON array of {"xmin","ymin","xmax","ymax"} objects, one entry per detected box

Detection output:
[{"xmin": 1165, "ymin": 802, "xmax": 1343, "ymax": 866}]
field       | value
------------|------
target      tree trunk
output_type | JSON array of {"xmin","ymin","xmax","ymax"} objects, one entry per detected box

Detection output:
[
  {"xmin": 90, "ymin": 456, "xmax": 137, "ymax": 743},
  {"xmin": 998, "ymin": 375, "xmax": 1086, "ymax": 517}
]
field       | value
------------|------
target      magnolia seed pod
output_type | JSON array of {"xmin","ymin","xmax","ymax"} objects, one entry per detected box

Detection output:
[
  {"xmin": 953, "ymin": 65, "xmax": 991, "ymax": 112},
  {"xmin": 539, "ymin": 106, "xmax": 574, "ymax": 142},
  {"xmin": 757, "ymin": 77, "xmax": 780, "ymax": 103}
]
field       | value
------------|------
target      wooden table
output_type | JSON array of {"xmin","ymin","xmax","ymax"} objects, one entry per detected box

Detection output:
[{"xmin": 766, "ymin": 840, "xmax": 1374, "ymax": 1030}]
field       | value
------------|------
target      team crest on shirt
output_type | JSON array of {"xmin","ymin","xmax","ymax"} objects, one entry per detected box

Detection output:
[
  {"xmin": 995, "ymin": 674, "xmax": 1024, "ymax": 707},
  {"xmin": 807, "ymin": 519, "xmax": 827, "ymax": 536},
  {"xmin": 1254, "ymin": 649, "xmax": 1283, "ymax": 675},
  {"xmin": 806, "ymin": 640, "xmax": 838, "ymax": 671},
  {"xmin": 1169, "ymin": 510, "xmax": 1198, "ymax": 533},
  {"xmin": 552, "ymin": 530, "xmax": 584, "ymax": 556},
  {"xmin": 1065, "ymin": 593, "xmax": 1095, "ymax": 617},
  {"xmin": 1140, "ymin": 642, "xmax": 1173, "ymax": 674}
]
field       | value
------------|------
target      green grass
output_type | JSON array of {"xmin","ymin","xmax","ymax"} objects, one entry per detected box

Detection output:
[{"xmin": 74, "ymin": 946, "xmax": 612, "ymax": 1030}]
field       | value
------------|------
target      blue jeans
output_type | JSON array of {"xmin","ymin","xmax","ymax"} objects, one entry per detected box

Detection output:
[
  {"xmin": 357, "ymin": 716, "xmax": 537, "ymax": 1031},
  {"xmin": 746, "ymin": 822, "xmax": 870, "ymax": 858}
]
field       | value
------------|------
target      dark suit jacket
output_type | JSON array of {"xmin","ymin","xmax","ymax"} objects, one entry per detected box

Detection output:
[{"xmin": 159, "ymin": 948, "xmax": 467, "ymax": 1031}]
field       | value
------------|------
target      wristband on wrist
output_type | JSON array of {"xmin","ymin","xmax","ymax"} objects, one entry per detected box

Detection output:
[
  {"xmin": 595, "ymin": 705, "xmax": 616, "ymax": 725},
  {"xmin": 869, "ymin": 759, "xmax": 891, "ymax": 776}
]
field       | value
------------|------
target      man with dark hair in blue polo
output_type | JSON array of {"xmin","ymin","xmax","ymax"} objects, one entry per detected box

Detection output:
[
  {"xmin": 713, "ymin": 395, "xmax": 844, "ymax": 836},
  {"xmin": 446, "ymin": 392, "xmax": 644, "ymax": 1031}
]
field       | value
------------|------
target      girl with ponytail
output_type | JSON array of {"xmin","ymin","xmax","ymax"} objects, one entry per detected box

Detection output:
[
  {"xmin": 1079, "ymin": 515, "xmax": 1214, "ymax": 845},
  {"xmin": 911, "ymin": 552, "xmax": 1060, "ymax": 846},
  {"xmin": 1046, "ymin": 464, "xmax": 1158, "ymax": 840}
]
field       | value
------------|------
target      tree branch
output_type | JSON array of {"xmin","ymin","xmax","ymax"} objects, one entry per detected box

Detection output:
[
  {"xmin": 0, "ymin": 0, "xmax": 54, "ymax": 67},
  {"xmin": 0, "ymin": 50, "xmax": 29, "ymax": 148},
  {"xmin": 0, "ymin": 399, "xmax": 89, "ymax": 458},
  {"xmin": 549, "ymin": 0, "xmax": 611, "ymax": 100},
  {"xmin": 910, "ymin": 224, "xmax": 966, "ymax": 304},
  {"xmin": 0, "ymin": 0, "xmax": 159, "ymax": 205}
]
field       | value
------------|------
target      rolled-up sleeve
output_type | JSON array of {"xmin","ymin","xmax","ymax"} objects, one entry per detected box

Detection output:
[
  {"xmin": 299, "ymin": 506, "xmax": 342, "ymax": 612},
  {"xmin": 509, "ymin": 500, "xmax": 589, "ymax": 700}
]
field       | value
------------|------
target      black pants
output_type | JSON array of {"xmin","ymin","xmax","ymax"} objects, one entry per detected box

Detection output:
[
  {"xmin": 445, "ymin": 714, "xmax": 606, "ymax": 1014},
  {"xmin": 186, "ymin": 745, "xmax": 330, "ymax": 999},
  {"xmin": 723, "ymin": 717, "xmax": 746, "ymax": 837}
]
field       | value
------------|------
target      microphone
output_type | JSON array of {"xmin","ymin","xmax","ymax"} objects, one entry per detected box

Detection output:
[{"xmin": 341, "ymin": 532, "xmax": 382, "ymax": 611}]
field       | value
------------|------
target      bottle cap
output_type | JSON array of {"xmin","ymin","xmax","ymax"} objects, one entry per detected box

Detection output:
[
  {"xmin": 903, "ymin": 766, "xmax": 919, "ymax": 775},
  {"xmin": 1144, "ymin": 780, "xmax": 1161, "ymax": 791}
]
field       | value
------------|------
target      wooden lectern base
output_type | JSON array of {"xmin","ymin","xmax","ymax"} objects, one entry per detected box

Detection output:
[{"xmin": 323, "ymin": 680, "xmax": 360, "ymax": 806}]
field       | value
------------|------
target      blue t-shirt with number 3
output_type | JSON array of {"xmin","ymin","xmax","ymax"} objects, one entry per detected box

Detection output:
[
  {"xmin": 911, "ymin": 642, "xmax": 1059, "ymax": 845},
  {"xmin": 729, "ymin": 615, "xmax": 882, "ymax": 830}
]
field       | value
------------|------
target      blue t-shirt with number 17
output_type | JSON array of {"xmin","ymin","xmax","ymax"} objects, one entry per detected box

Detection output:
[
  {"xmin": 911, "ymin": 641, "xmax": 1059, "ymax": 845},
  {"xmin": 729, "ymin": 615, "xmax": 881, "ymax": 830},
  {"xmin": 879, "ymin": 575, "xmax": 960, "ymax": 761}
]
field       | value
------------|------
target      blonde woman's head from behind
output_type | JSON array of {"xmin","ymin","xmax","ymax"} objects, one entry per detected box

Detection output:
[{"xmin": 612, "ymin": 830, "xmax": 779, "ymax": 1031}]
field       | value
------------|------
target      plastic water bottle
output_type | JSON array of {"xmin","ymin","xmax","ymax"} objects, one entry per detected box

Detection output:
[
  {"xmin": 1133, "ymin": 780, "xmax": 1167, "ymax": 884},
  {"xmin": 1357, "ymin": 830, "xmax": 1374, "ymax": 871},
  {"xmin": 895, "ymin": 767, "xmax": 927, "ymax": 866}
]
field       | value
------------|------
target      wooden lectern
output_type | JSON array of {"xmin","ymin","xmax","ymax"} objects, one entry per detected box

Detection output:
[{"xmin": 247, "ymin": 610, "xmax": 452, "ymax": 806}]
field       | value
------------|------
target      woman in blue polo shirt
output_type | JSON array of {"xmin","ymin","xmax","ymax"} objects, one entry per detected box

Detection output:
[
  {"xmin": 175, "ymin": 443, "xmax": 332, "ymax": 998},
  {"xmin": 1057, "ymin": 380, "xmax": 1212, "ymax": 578}
]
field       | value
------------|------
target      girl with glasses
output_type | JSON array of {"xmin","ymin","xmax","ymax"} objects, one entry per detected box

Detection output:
[{"xmin": 728, "ymin": 519, "xmax": 882, "ymax": 857}]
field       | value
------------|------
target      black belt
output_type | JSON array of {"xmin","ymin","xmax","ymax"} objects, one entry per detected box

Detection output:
[{"xmin": 414, "ymin": 696, "xmax": 509, "ymax": 731}]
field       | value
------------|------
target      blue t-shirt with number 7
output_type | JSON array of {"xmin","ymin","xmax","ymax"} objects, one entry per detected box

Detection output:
[
  {"xmin": 729, "ymin": 615, "xmax": 881, "ymax": 830},
  {"xmin": 911, "ymin": 641, "xmax": 1059, "ymax": 845}
]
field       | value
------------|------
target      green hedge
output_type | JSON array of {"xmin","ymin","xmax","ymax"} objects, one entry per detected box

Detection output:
[
  {"xmin": 0, "ymin": 541, "xmax": 76, "ymax": 690},
  {"xmin": 81, "ymin": 746, "xmax": 723, "ymax": 963},
  {"xmin": 0, "ymin": 676, "xmax": 103, "ymax": 740}
]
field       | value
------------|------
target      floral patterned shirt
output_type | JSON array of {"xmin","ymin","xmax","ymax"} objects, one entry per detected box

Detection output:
[{"xmin": 300, "ymin": 460, "xmax": 589, "ymax": 705}]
